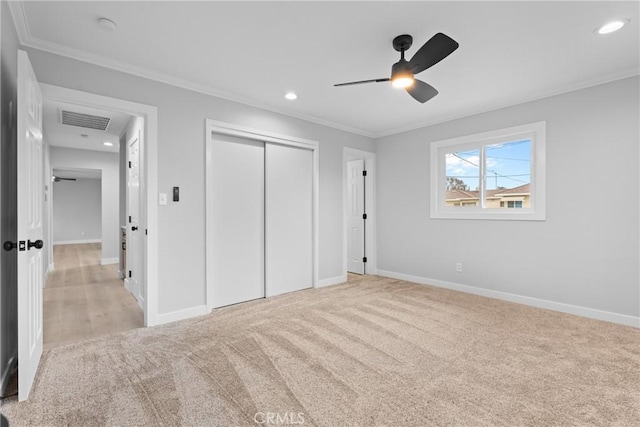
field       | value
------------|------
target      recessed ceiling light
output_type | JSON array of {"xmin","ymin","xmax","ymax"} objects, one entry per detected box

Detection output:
[
  {"xmin": 285, "ymin": 92, "xmax": 298, "ymax": 100},
  {"xmin": 98, "ymin": 17, "xmax": 117, "ymax": 32},
  {"xmin": 103, "ymin": 142, "xmax": 114, "ymax": 147},
  {"xmin": 595, "ymin": 19, "xmax": 629, "ymax": 35}
]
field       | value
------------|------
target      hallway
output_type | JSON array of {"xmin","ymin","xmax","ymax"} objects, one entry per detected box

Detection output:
[{"xmin": 44, "ymin": 243, "xmax": 143, "ymax": 350}]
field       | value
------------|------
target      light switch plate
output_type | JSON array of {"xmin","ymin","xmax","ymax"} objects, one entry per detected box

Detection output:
[{"xmin": 159, "ymin": 193, "xmax": 167, "ymax": 205}]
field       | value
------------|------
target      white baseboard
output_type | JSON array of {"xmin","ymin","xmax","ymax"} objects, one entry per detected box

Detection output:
[
  {"xmin": 124, "ymin": 278, "xmax": 133, "ymax": 293},
  {"xmin": 53, "ymin": 239, "xmax": 101, "ymax": 245},
  {"xmin": 101, "ymin": 257, "xmax": 118, "ymax": 265},
  {"xmin": 0, "ymin": 351, "xmax": 17, "ymax": 397},
  {"xmin": 316, "ymin": 274, "xmax": 348, "ymax": 288},
  {"xmin": 49, "ymin": 262, "xmax": 54, "ymax": 272},
  {"xmin": 117, "ymin": 270, "xmax": 124, "ymax": 279},
  {"xmin": 377, "ymin": 270, "xmax": 640, "ymax": 328},
  {"xmin": 156, "ymin": 305, "xmax": 208, "ymax": 326}
]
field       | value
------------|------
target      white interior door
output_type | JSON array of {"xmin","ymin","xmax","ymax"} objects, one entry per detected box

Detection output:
[
  {"xmin": 347, "ymin": 159, "xmax": 365, "ymax": 274},
  {"xmin": 211, "ymin": 135, "xmax": 265, "ymax": 308},
  {"xmin": 126, "ymin": 132, "xmax": 142, "ymax": 306},
  {"xmin": 265, "ymin": 143, "xmax": 313, "ymax": 297},
  {"xmin": 17, "ymin": 50, "xmax": 44, "ymax": 401}
]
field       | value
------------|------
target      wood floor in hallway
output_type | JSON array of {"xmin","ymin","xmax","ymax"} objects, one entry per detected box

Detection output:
[{"xmin": 44, "ymin": 243, "xmax": 143, "ymax": 350}]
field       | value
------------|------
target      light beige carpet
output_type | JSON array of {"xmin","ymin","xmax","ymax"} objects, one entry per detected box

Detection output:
[{"xmin": 1, "ymin": 275, "xmax": 639, "ymax": 426}]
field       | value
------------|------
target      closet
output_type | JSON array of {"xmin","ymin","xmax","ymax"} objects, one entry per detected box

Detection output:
[{"xmin": 210, "ymin": 134, "xmax": 313, "ymax": 308}]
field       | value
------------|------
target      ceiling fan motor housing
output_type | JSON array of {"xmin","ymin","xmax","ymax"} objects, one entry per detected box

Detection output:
[
  {"xmin": 391, "ymin": 59, "xmax": 412, "ymax": 79},
  {"xmin": 392, "ymin": 34, "xmax": 413, "ymax": 52}
]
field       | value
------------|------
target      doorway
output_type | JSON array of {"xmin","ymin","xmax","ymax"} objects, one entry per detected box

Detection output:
[
  {"xmin": 41, "ymin": 83, "xmax": 159, "ymax": 326},
  {"xmin": 11, "ymin": 52, "xmax": 158, "ymax": 401},
  {"xmin": 343, "ymin": 148, "xmax": 377, "ymax": 277}
]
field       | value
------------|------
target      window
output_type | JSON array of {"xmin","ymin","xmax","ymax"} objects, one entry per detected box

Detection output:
[
  {"xmin": 502, "ymin": 200, "xmax": 523, "ymax": 208},
  {"xmin": 430, "ymin": 122, "xmax": 546, "ymax": 220}
]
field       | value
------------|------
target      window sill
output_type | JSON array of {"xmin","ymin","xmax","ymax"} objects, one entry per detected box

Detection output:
[{"xmin": 430, "ymin": 209, "xmax": 546, "ymax": 221}]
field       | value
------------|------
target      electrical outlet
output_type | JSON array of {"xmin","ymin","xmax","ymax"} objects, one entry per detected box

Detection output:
[{"xmin": 456, "ymin": 262, "xmax": 463, "ymax": 272}]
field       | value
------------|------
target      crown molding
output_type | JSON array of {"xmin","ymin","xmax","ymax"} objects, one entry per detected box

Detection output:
[
  {"xmin": 9, "ymin": 1, "xmax": 638, "ymax": 141},
  {"xmin": 7, "ymin": 1, "xmax": 374, "ymax": 139},
  {"xmin": 7, "ymin": 0, "xmax": 30, "ymax": 43},
  {"xmin": 375, "ymin": 67, "xmax": 640, "ymax": 139}
]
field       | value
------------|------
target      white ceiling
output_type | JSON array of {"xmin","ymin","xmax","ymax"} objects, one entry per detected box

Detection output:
[
  {"xmin": 43, "ymin": 99, "xmax": 131, "ymax": 153},
  {"xmin": 12, "ymin": 1, "xmax": 640, "ymax": 138}
]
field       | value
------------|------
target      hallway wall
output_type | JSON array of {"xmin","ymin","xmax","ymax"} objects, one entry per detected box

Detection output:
[
  {"xmin": 50, "ymin": 147, "xmax": 119, "ymax": 264},
  {"xmin": 53, "ymin": 178, "xmax": 102, "ymax": 244}
]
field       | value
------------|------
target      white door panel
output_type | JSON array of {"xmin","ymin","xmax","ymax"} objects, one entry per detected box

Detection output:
[
  {"xmin": 126, "ymin": 133, "xmax": 142, "ymax": 306},
  {"xmin": 347, "ymin": 159, "xmax": 365, "ymax": 274},
  {"xmin": 265, "ymin": 143, "xmax": 313, "ymax": 297},
  {"xmin": 17, "ymin": 50, "xmax": 44, "ymax": 401},
  {"xmin": 211, "ymin": 135, "xmax": 265, "ymax": 308}
]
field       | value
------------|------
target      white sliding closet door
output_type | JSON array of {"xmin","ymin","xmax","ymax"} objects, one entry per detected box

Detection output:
[
  {"xmin": 265, "ymin": 143, "xmax": 313, "ymax": 297},
  {"xmin": 210, "ymin": 135, "xmax": 265, "ymax": 308}
]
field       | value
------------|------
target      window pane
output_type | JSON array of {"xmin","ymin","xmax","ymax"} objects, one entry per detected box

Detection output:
[
  {"xmin": 445, "ymin": 149, "xmax": 480, "ymax": 208},
  {"xmin": 484, "ymin": 139, "xmax": 531, "ymax": 209}
]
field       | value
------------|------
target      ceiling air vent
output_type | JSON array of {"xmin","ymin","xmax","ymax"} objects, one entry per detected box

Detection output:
[{"xmin": 60, "ymin": 110, "xmax": 111, "ymax": 131}]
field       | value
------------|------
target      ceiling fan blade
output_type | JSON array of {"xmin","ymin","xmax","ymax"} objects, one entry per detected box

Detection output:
[
  {"xmin": 408, "ymin": 33, "xmax": 459, "ymax": 75},
  {"xmin": 406, "ymin": 79, "xmax": 438, "ymax": 103},
  {"xmin": 334, "ymin": 78, "xmax": 390, "ymax": 87}
]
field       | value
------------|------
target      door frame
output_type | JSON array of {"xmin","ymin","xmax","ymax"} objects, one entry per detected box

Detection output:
[
  {"xmin": 204, "ymin": 119, "xmax": 319, "ymax": 312},
  {"xmin": 343, "ymin": 148, "xmax": 377, "ymax": 276},
  {"xmin": 40, "ymin": 84, "xmax": 159, "ymax": 326}
]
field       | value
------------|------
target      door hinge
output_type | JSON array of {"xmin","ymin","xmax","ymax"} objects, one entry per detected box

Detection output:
[
  {"xmin": 363, "ymin": 257, "xmax": 367, "ymax": 263},
  {"xmin": 129, "ymin": 215, "xmax": 132, "ymax": 223},
  {"xmin": 362, "ymin": 213, "xmax": 367, "ymax": 220},
  {"xmin": 362, "ymin": 170, "xmax": 367, "ymax": 177},
  {"xmin": 145, "ymin": 229, "xmax": 148, "ymax": 235},
  {"xmin": 128, "ymin": 161, "xmax": 132, "ymax": 168},
  {"xmin": 128, "ymin": 270, "xmax": 132, "ymax": 278}
]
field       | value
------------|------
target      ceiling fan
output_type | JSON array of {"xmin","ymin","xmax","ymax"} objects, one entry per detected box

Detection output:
[
  {"xmin": 334, "ymin": 33, "xmax": 459, "ymax": 103},
  {"xmin": 52, "ymin": 176, "xmax": 76, "ymax": 182}
]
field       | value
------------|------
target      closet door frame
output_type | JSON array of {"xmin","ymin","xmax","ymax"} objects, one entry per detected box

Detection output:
[{"xmin": 204, "ymin": 119, "xmax": 319, "ymax": 312}]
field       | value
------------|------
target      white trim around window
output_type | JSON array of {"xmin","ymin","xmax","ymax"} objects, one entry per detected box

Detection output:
[{"xmin": 430, "ymin": 121, "xmax": 546, "ymax": 221}]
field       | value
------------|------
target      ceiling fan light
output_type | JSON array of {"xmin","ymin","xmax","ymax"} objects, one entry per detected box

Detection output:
[{"xmin": 392, "ymin": 75, "xmax": 415, "ymax": 88}]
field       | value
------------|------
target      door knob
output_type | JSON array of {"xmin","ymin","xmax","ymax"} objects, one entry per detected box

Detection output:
[
  {"xmin": 131, "ymin": 226, "xmax": 138, "ymax": 231},
  {"xmin": 27, "ymin": 239, "xmax": 44, "ymax": 250},
  {"xmin": 3, "ymin": 241, "xmax": 25, "ymax": 251}
]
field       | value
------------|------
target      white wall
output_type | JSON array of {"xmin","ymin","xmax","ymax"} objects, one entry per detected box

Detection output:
[
  {"xmin": 26, "ymin": 47, "xmax": 375, "ymax": 316},
  {"xmin": 52, "ymin": 177, "xmax": 101, "ymax": 244},
  {"xmin": 375, "ymin": 76, "xmax": 639, "ymax": 323},
  {"xmin": 49, "ymin": 147, "xmax": 120, "ymax": 263}
]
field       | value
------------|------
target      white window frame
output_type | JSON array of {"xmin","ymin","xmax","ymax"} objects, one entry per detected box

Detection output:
[{"xmin": 430, "ymin": 121, "xmax": 546, "ymax": 221}]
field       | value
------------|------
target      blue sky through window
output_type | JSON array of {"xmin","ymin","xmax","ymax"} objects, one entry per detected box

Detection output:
[{"xmin": 446, "ymin": 139, "xmax": 531, "ymax": 191}]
